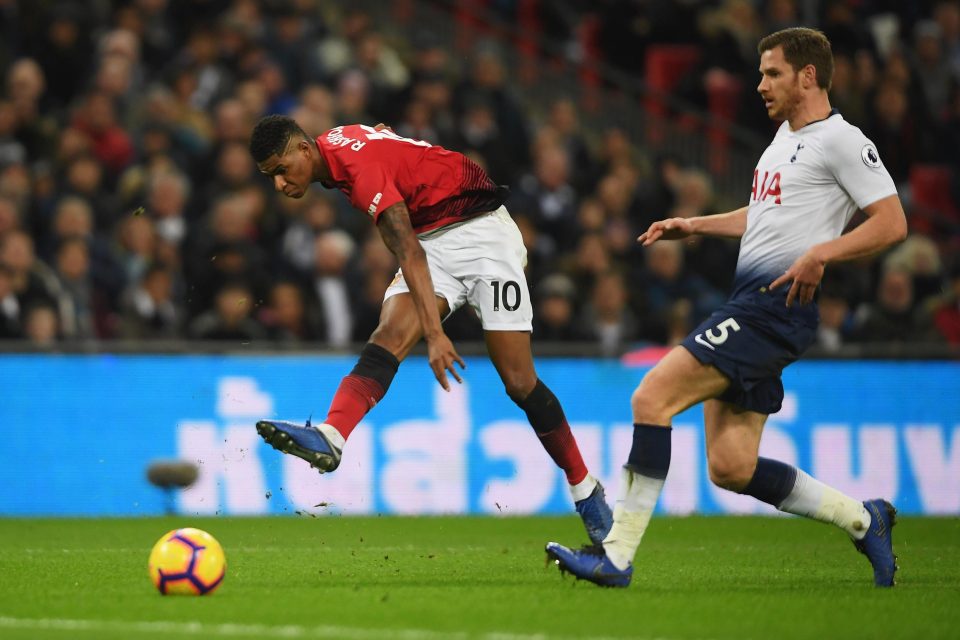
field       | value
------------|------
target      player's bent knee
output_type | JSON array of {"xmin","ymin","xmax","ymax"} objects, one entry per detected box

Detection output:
[
  {"xmin": 707, "ymin": 458, "xmax": 754, "ymax": 492},
  {"xmin": 503, "ymin": 375, "xmax": 537, "ymax": 402},
  {"xmin": 369, "ymin": 325, "xmax": 414, "ymax": 358},
  {"xmin": 630, "ymin": 384, "xmax": 671, "ymax": 425}
]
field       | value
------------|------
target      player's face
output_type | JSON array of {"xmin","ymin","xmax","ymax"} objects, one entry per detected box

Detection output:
[
  {"xmin": 757, "ymin": 46, "xmax": 802, "ymax": 121},
  {"xmin": 257, "ymin": 138, "xmax": 312, "ymax": 199}
]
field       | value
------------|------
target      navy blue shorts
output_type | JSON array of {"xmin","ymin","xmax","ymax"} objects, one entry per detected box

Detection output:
[{"xmin": 680, "ymin": 291, "xmax": 817, "ymax": 414}]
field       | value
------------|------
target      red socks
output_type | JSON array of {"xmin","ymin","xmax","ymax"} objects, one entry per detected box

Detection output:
[
  {"xmin": 324, "ymin": 374, "xmax": 386, "ymax": 441},
  {"xmin": 514, "ymin": 379, "xmax": 589, "ymax": 485},
  {"xmin": 537, "ymin": 422, "xmax": 589, "ymax": 485},
  {"xmin": 326, "ymin": 343, "xmax": 400, "ymax": 441}
]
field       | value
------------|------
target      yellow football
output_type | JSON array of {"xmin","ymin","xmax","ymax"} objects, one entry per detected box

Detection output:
[{"xmin": 148, "ymin": 527, "xmax": 226, "ymax": 595}]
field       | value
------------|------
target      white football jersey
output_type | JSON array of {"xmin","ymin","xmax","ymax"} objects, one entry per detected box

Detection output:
[{"xmin": 732, "ymin": 110, "xmax": 897, "ymax": 298}]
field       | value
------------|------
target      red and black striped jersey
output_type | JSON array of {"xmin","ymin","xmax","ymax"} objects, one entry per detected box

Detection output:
[{"xmin": 316, "ymin": 124, "xmax": 507, "ymax": 234}]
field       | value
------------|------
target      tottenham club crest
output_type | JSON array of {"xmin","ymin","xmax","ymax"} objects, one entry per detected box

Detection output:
[{"xmin": 861, "ymin": 144, "xmax": 882, "ymax": 168}]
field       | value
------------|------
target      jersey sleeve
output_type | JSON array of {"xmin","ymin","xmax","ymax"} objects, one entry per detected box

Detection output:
[
  {"xmin": 343, "ymin": 160, "xmax": 405, "ymax": 221},
  {"xmin": 823, "ymin": 126, "xmax": 898, "ymax": 209}
]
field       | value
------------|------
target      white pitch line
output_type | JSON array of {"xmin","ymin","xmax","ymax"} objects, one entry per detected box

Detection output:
[{"xmin": 0, "ymin": 616, "xmax": 673, "ymax": 640}]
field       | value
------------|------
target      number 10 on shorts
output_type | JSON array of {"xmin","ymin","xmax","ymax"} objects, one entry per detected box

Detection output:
[
  {"xmin": 492, "ymin": 280, "xmax": 522, "ymax": 312},
  {"xmin": 695, "ymin": 317, "xmax": 741, "ymax": 351}
]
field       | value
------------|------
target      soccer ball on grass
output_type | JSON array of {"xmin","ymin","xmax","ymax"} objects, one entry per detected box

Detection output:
[{"xmin": 148, "ymin": 527, "xmax": 226, "ymax": 595}]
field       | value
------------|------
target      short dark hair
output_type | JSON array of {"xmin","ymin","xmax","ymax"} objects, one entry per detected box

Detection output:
[
  {"xmin": 249, "ymin": 115, "xmax": 310, "ymax": 163},
  {"xmin": 758, "ymin": 27, "xmax": 834, "ymax": 90}
]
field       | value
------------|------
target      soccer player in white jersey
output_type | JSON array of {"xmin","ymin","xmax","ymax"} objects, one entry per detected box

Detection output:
[{"xmin": 546, "ymin": 27, "xmax": 906, "ymax": 587}]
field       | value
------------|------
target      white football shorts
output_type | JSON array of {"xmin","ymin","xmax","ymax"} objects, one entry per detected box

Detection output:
[{"xmin": 383, "ymin": 205, "xmax": 533, "ymax": 331}]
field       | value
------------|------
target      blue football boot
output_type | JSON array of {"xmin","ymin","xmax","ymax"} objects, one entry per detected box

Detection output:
[
  {"xmin": 545, "ymin": 542, "xmax": 633, "ymax": 588},
  {"xmin": 853, "ymin": 498, "xmax": 898, "ymax": 587},
  {"xmin": 575, "ymin": 482, "xmax": 614, "ymax": 546},
  {"xmin": 256, "ymin": 419, "xmax": 342, "ymax": 473}
]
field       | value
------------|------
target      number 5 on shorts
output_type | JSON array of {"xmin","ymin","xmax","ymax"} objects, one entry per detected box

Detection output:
[{"xmin": 694, "ymin": 317, "xmax": 741, "ymax": 351}]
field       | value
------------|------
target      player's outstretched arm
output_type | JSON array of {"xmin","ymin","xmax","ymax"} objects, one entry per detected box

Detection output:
[
  {"xmin": 769, "ymin": 194, "xmax": 907, "ymax": 307},
  {"xmin": 637, "ymin": 207, "xmax": 748, "ymax": 246},
  {"xmin": 376, "ymin": 202, "xmax": 465, "ymax": 390}
]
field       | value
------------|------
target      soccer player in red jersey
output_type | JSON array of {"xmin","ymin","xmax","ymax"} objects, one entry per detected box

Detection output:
[{"xmin": 249, "ymin": 115, "xmax": 612, "ymax": 544}]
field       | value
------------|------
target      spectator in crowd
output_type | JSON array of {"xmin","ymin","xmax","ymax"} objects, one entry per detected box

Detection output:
[
  {"xmin": 22, "ymin": 300, "xmax": 59, "ymax": 347},
  {"xmin": 579, "ymin": 269, "xmax": 641, "ymax": 356},
  {"xmin": 52, "ymin": 236, "xmax": 98, "ymax": 339},
  {"xmin": 184, "ymin": 191, "xmax": 269, "ymax": 319},
  {"xmin": 852, "ymin": 267, "xmax": 942, "ymax": 344},
  {"xmin": 0, "ymin": 195, "xmax": 20, "ymax": 239},
  {"xmin": 455, "ymin": 44, "xmax": 531, "ymax": 181},
  {"xmin": 662, "ymin": 299, "xmax": 694, "ymax": 347},
  {"xmin": 0, "ymin": 157, "xmax": 30, "ymax": 206},
  {"xmin": 188, "ymin": 280, "xmax": 265, "ymax": 342},
  {"xmin": 634, "ymin": 154, "xmax": 684, "ymax": 227},
  {"xmin": 641, "ymin": 239, "xmax": 724, "ymax": 335},
  {"xmin": 0, "ymin": 99, "xmax": 26, "ymax": 167},
  {"xmin": 0, "ymin": 262, "xmax": 21, "ymax": 338},
  {"xmin": 119, "ymin": 262, "xmax": 180, "ymax": 340},
  {"xmin": 454, "ymin": 94, "xmax": 516, "ymax": 185},
  {"xmin": 403, "ymin": 71, "xmax": 457, "ymax": 146},
  {"xmin": 31, "ymin": 4, "xmax": 92, "ymax": 113},
  {"xmin": 934, "ymin": 0, "xmax": 960, "ymax": 76},
  {"xmin": 333, "ymin": 69, "xmax": 376, "ymax": 125},
  {"xmin": 259, "ymin": 280, "xmax": 322, "ymax": 343},
  {"xmin": 864, "ymin": 80, "xmax": 927, "ymax": 187},
  {"xmin": 816, "ymin": 286, "xmax": 855, "ymax": 353},
  {"xmin": 594, "ymin": 171, "xmax": 640, "ymax": 260},
  {"xmin": 512, "ymin": 142, "xmax": 578, "ymax": 252},
  {"xmin": 46, "ymin": 196, "xmax": 123, "ymax": 301},
  {"xmin": 561, "ymin": 231, "xmax": 613, "ymax": 297},
  {"xmin": 829, "ymin": 52, "xmax": 870, "ymax": 128},
  {"xmin": 0, "ymin": 229, "xmax": 63, "ymax": 316},
  {"xmin": 71, "ymin": 91, "xmax": 135, "ymax": 178},
  {"xmin": 146, "ymin": 169, "xmax": 191, "ymax": 253},
  {"xmin": 349, "ymin": 231, "xmax": 400, "ymax": 342},
  {"xmin": 279, "ymin": 193, "xmax": 338, "ymax": 277},
  {"xmin": 544, "ymin": 97, "xmax": 593, "ymax": 194},
  {"xmin": 531, "ymin": 273, "xmax": 585, "ymax": 343},
  {"xmin": 6, "ymin": 58, "xmax": 58, "ymax": 162},
  {"xmin": 910, "ymin": 20, "xmax": 954, "ymax": 119},
  {"xmin": 114, "ymin": 213, "xmax": 158, "ymax": 285},
  {"xmin": 884, "ymin": 234, "xmax": 945, "ymax": 303},
  {"xmin": 194, "ymin": 140, "xmax": 259, "ymax": 216},
  {"xmin": 311, "ymin": 229, "xmax": 361, "ymax": 349},
  {"xmin": 664, "ymin": 168, "xmax": 738, "ymax": 293},
  {"xmin": 62, "ymin": 153, "xmax": 119, "ymax": 232},
  {"xmin": 931, "ymin": 263, "xmax": 960, "ymax": 344}
]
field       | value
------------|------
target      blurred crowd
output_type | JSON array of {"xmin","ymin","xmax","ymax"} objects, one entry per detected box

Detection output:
[{"xmin": 0, "ymin": 0, "xmax": 958, "ymax": 354}]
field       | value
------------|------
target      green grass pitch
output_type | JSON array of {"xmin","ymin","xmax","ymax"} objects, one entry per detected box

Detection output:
[{"xmin": 0, "ymin": 515, "xmax": 958, "ymax": 639}]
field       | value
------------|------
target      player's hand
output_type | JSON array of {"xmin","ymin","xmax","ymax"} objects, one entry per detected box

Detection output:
[
  {"xmin": 425, "ymin": 332, "xmax": 466, "ymax": 391},
  {"xmin": 768, "ymin": 249, "xmax": 826, "ymax": 307},
  {"xmin": 637, "ymin": 218, "xmax": 695, "ymax": 246},
  {"xmin": 374, "ymin": 123, "xmax": 393, "ymax": 132}
]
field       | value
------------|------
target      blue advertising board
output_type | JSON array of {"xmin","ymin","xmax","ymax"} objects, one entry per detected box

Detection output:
[{"xmin": 1, "ymin": 355, "xmax": 957, "ymax": 516}]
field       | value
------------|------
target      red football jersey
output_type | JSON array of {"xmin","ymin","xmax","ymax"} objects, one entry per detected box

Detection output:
[{"xmin": 316, "ymin": 125, "xmax": 507, "ymax": 234}]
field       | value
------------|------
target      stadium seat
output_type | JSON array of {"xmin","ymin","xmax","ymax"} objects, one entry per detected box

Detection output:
[
  {"xmin": 908, "ymin": 165, "xmax": 960, "ymax": 234},
  {"xmin": 576, "ymin": 13, "xmax": 603, "ymax": 113},
  {"xmin": 705, "ymin": 70, "xmax": 742, "ymax": 175},
  {"xmin": 644, "ymin": 45, "xmax": 701, "ymax": 142}
]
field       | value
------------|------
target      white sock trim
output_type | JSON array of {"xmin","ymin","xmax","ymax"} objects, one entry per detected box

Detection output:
[
  {"xmin": 569, "ymin": 474, "xmax": 598, "ymax": 502},
  {"xmin": 315, "ymin": 422, "xmax": 345, "ymax": 451}
]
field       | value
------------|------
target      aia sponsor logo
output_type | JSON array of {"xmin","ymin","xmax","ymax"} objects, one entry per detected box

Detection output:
[{"xmin": 751, "ymin": 170, "xmax": 781, "ymax": 204}]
